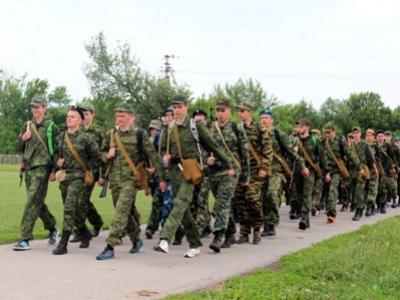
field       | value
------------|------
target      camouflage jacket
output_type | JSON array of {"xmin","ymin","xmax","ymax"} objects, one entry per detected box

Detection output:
[
  {"xmin": 54, "ymin": 129, "xmax": 102, "ymax": 177},
  {"xmin": 243, "ymin": 120, "xmax": 273, "ymax": 174},
  {"xmin": 370, "ymin": 142, "xmax": 394, "ymax": 173},
  {"xmin": 294, "ymin": 135, "xmax": 329, "ymax": 176},
  {"xmin": 384, "ymin": 142, "xmax": 400, "ymax": 170},
  {"xmin": 159, "ymin": 116, "xmax": 233, "ymax": 169},
  {"xmin": 103, "ymin": 126, "xmax": 165, "ymax": 186},
  {"xmin": 323, "ymin": 136, "xmax": 362, "ymax": 172},
  {"xmin": 17, "ymin": 117, "xmax": 59, "ymax": 171},
  {"xmin": 269, "ymin": 128, "xmax": 305, "ymax": 173},
  {"xmin": 206, "ymin": 120, "xmax": 250, "ymax": 183},
  {"xmin": 349, "ymin": 140, "xmax": 375, "ymax": 170},
  {"xmin": 81, "ymin": 123, "xmax": 104, "ymax": 179}
]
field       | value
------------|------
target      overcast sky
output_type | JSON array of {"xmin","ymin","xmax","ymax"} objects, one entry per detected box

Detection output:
[{"xmin": 1, "ymin": 0, "xmax": 399, "ymax": 108}]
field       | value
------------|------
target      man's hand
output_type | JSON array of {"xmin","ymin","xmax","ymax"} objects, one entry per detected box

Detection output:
[
  {"xmin": 22, "ymin": 131, "xmax": 32, "ymax": 142},
  {"xmin": 145, "ymin": 187, "xmax": 151, "ymax": 196},
  {"xmin": 160, "ymin": 181, "xmax": 167, "ymax": 193},
  {"xmin": 325, "ymin": 172, "xmax": 331, "ymax": 183},
  {"xmin": 162, "ymin": 154, "xmax": 171, "ymax": 165},
  {"xmin": 227, "ymin": 168, "xmax": 235, "ymax": 177},
  {"xmin": 258, "ymin": 169, "xmax": 267, "ymax": 178},
  {"xmin": 107, "ymin": 148, "xmax": 116, "ymax": 159},
  {"xmin": 57, "ymin": 158, "xmax": 64, "ymax": 168},
  {"xmin": 301, "ymin": 167, "xmax": 310, "ymax": 177},
  {"xmin": 358, "ymin": 168, "xmax": 365, "ymax": 179},
  {"xmin": 146, "ymin": 167, "xmax": 155, "ymax": 175},
  {"xmin": 207, "ymin": 156, "xmax": 215, "ymax": 166},
  {"xmin": 49, "ymin": 172, "xmax": 56, "ymax": 182},
  {"xmin": 97, "ymin": 178, "xmax": 105, "ymax": 186},
  {"xmin": 240, "ymin": 182, "xmax": 250, "ymax": 187}
]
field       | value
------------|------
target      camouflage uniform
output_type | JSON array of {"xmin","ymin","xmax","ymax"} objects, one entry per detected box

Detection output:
[
  {"xmin": 193, "ymin": 176, "xmax": 212, "ymax": 236},
  {"xmin": 323, "ymin": 132, "xmax": 362, "ymax": 219},
  {"xmin": 72, "ymin": 122, "xmax": 104, "ymax": 239},
  {"xmin": 384, "ymin": 141, "xmax": 400, "ymax": 206},
  {"xmin": 158, "ymin": 115, "xmax": 232, "ymax": 249},
  {"xmin": 16, "ymin": 116, "xmax": 59, "ymax": 241},
  {"xmin": 104, "ymin": 125, "xmax": 165, "ymax": 248},
  {"xmin": 294, "ymin": 130, "xmax": 329, "ymax": 228},
  {"xmin": 349, "ymin": 137, "xmax": 375, "ymax": 219},
  {"xmin": 233, "ymin": 119, "xmax": 272, "ymax": 242},
  {"xmin": 207, "ymin": 120, "xmax": 250, "ymax": 235},
  {"xmin": 263, "ymin": 128, "xmax": 305, "ymax": 233}
]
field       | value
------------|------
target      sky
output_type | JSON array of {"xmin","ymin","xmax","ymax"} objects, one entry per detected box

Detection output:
[{"xmin": 1, "ymin": 0, "xmax": 400, "ymax": 108}]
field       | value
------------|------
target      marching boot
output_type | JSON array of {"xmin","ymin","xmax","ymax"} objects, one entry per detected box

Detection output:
[
  {"xmin": 53, "ymin": 232, "xmax": 70, "ymax": 255},
  {"xmin": 370, "ymin": 203, "xmax": 376, "ymax": 216},
  {"xmin": 221, "ymin": 233, "xmax": 236, "ymax": 248},
  {"xmin": 209, "ymin": 230, "xmax": 223, "ymax": 253},
  {"xmin": 380, "ymin": 202, "xmax": 387, "ymax": 214},
  {"xmin": 299, "ymin": 213, "xmax": 309, "ymax": 230},
  {"xmin": 391, "ymin": 198, "xmax": 397, "ymax": 208},
  {"xmin": 253, "ymin": 230, "xmax": 261, "ymax": 245},
  {"xmin": 365, "ymin": 203, "xmax": 372, "ymax": 216},
  {"xmin": 289, "ymin": 206, "xmax": 297, "ymax": 220},
  {"xmin": 79, "ymin": 227, "xmax": 93, "ymax": 249},
  {"xmin": 352, "ymin": 208, "xmax": 362, "ymax": 221},
  {"xmin": 267, "ymin": 224, "xmax": 276, "ymax": 236},
  {"xmin": 172, "ymin": 225, "xmax": 185, "ymax": 246}
]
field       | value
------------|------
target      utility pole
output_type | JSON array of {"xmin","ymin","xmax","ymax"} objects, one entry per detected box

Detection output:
[{"xmin": 164, "ymin": 54, "xmax": 178, "ymax": 86}]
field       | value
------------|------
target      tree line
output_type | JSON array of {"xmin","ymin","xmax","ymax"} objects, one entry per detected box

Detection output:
[{"xmin": 1, "ymin": 32, "xmax": 399, "ymax": 154}]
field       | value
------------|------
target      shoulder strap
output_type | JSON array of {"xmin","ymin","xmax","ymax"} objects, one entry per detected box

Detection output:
[
  {"xmin": 213, "ymin": 122, "xmax": 241, "ymax": 171},
  {"xmin": 64, "ymin": 133, "xmax": 90, "ymax": 171},
  {"xmin": 231, "ymin": 122, "xmax": 240, "ymax": 140},
  {"xmin": 30, "ymin": 123, "xmax": 49, "ymax": 153},
  {"xmin": 326, "ymin": 138, "xmax": 342, "ymax": 168},
  {"xmin": 248, "ymin": 140, "xmax": 262, "ymax": 168},
  {"xmin": 47, "ymin": 122, "xmax": 54, "ymax": 156},
  {"xmin": 114, "ymin": 131, "xmax": 140, "ymax": 179},
  {"xmin": 297, "ymin": 137, "xmax": 318, "ymax": 169}
]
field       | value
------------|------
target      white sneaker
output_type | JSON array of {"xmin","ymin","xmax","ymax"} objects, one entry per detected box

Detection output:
[
  {"xmin": 154, "ymin": 240, "xmax": 169, "ymax": 254},
  {"xmin": 184, "ymin": 248, "xmax": 200, "ymax": 258}
]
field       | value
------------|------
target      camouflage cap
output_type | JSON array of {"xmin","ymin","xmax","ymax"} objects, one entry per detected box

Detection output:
[
  {"xmin": 324, "ymin": 123, "xmax": 335, "ymax": 131},
  {"xmin": 192, "ymin": 109, "xmax": 207, "ymax": 119},
  {"xmin": 311, "ymin": 128, "xmax": 321, "ymax": 136},
  {"xmin": 165, "ymin": 105, "xmax": 173, "ymax": 113},
  {"xmin": 215, "ymin": 99, "xmax": 231, "ymax": 109},
  {"xmin": 30, "ymin": 95, "xmax": 47, "ymax": 106},
  {"xmin": 114, "ymin": 103, "xmax": 134, "ymax": 113},
  {"xmin": 352, "ymin": 126, "xmax": 361, "ymax": 132},
  {"xmin": 148, "ymin": 119, "xmax": 161, "ymax": 130},
  {"xmin": 236, "ymin": 101, "xmax": 253, "ymax": 111},
  {"xmin": 296, "ymin": 118, "xmax": 311, "ymax": 126},
  {"xmin": 366, "ymin": 128, "xmax": 375, "ymax": 135},
  {"xmin": 171, "ymin": 94, "xmax": 188, "ymax": 104},
  {"xmin": 80, "ymin": 102, "xmax": 95, "ymax": 112},
  {"xmin": 385, "ymin": 130, "xmax": 392, "ymax": 136},
  {"xmin": 376, "ymin": 129, "xmax": 385, "ymax": 135},
  {"xmin": 347, "ymin": 133, "xmax": 354, "ymax": 138}
]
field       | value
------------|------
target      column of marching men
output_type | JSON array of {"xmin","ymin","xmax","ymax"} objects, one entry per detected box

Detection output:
[{"xmin": 12, "ymin": 95, "xmax": 400, "ymax": 260}]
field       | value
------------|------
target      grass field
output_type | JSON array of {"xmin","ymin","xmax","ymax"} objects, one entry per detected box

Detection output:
[
  {"xmin": 0, "ymin": 164, "xmax": 153, "ymax": 244},
  {"xmin": 164, "ymin": 216, "xmax": 400, "ymax": 299}
]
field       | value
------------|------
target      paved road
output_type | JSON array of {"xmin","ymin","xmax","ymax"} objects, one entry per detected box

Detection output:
[{"xmin": 1, "ymin": 206, "xmax": 400, "ymax": 300}]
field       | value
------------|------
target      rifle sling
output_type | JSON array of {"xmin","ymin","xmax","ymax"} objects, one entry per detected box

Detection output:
[
  {"xmin": 297, "ymin": 138, "xmax": 319, "ymax": 174},
  {"xmin": 64, "ymin": 133, "xmax": 90, "ymax": 172},
  {"xmin": 272, "ymin": 149, "xmax": 290, "ymax": 174},
  {"xmin": 248, "ymin": 141, "xmax": 262, "ymax": 168},
  {"xmin": 30, "ymin": 122, "xmax": 49, "ymax": 153},
  {"xmin": 213, "ymin": 121, "xmax": 242, "ymax": 171},
  {"xmin": 326, "ymin": 138, "xmax": 344, "ymax": 170}
]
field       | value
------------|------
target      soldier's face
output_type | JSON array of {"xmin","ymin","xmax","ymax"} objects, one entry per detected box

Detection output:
[
  {"xmin": 216, "ymin": 108, "xmax": 230, "ymax": 123},
  {"xmin": 66, "ymin": 110, "xmax": 83, "ymax": 129},
  {"xmin": 194, "ymin": 115, "xmax": 207, "ymax": 125},
  {"xmin": 366, "ymin": 133, "xmax": 374, "ymax": 143},
  {"xmin": 376, "ymin": 133, "xmax": 384, "ymax": 144},
  {"xmin": 31, "ymin": 105, "xmax": 46, "ymax": 119},
  {"xmin": 296, "ymin": 124, "xmax": 308, "ymax": 135},
  {"xmin": 347, "ymin": 137, "xmax": 354, "ymax": 144},
  {"xmin": 385, "ymin": 134, "xmax": 391, "ymax": 142},
  {"xmin": 172, "ymin": 104, "xmax": 188, "ymax": 119},
  {"xmin": 83, "ymin": 111, "xmax": 94, "ymax": 126},
  {"xmin": 237, "ymin": 109, "xmax": 252, "ymax": 122},
  {"xmin": 260, "ymin": 114, "xmax": 273, "ymax": 128},
  {"xmin": 165, "ymin": 111, "xmax": 174, "ymax": 123},
  {"xmin": 116, "ymin": 112, "xmax": 134, "ymax": 128},
  {"xmin": 352, "ymin": 130, "xmax": 361, "ymax": 142}
]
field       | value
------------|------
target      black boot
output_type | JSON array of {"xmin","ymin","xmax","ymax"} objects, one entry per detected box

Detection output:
[
  {"xmin": 299, "ymin": 213, "xmax": 309, "ymax": 230},
  {"xmin": 79, "ymin": 227, "xmax": 93, "ymax": 249},
  {"xmin": 53, "ymin": 232, "xmax": 70, "ymax": 255},
  {"xmin": 352, "ymin": 208, "xmax": 362, "ymax": 221},
  {"xmin": 391, "ymin": 198, "xmax": 397, "ymax": 208},
  {"xmin": 380, "ymin": 203, "xmax": 387, "ymax": 214},
  {"xmin": 267, "ymin": 224, "xmax": 276, "ymax": 236},
  {"xmin": 370, "ymin": 204, "xmax": 376, "ymax": 216},
  {"xmin": 209, "ymin": 230, "xmax": 223, "ymax": 253},
  {"xmin": 289, "ymin": 207, "xmax": 297, "ymax": 220},
  {"xmin": 172, "ymin": 225, "xmax": 185, "ymax": 246},
  {"xmin": 221, "ymin": 233, "xmax": 236, "ymax": 248},
  {"xmin": 365, "ymin": 204, "xmax": 372, "ymax": 216}
]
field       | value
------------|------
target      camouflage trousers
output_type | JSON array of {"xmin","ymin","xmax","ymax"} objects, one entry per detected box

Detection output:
[
  {"xmin": 377, "ymin": 174, "xmax": 390, "ymax": 205},
  {"xmin": 365, "ymin": 175, "xmax": 379, "ymax": 204},
  {"xmin": 73, "ymin": 183, "xmax": 103, "ymax": 237},
  {"xmin": 209, "ymin": 173, "xmax": 238, "ymax": 232},
  {"xmin": 294, "ymin": 170, "xmax": 316, "ymax": 213},
  {"xmin": 340, "ymin": 177, "xmax": 352, "ymax": 207},
  {"xmin": 312, "ymin": 179, "xmax": 324, "ymax": 210},
  {"xmin": 20, "ymin": 167, "xmax": 56, "ymax": 240},
  {"xmin": 194, "ymin": 176, "xmax": 212, "ymax": 234},
  {"xmin": 349, "ymin": 172, "xmax": 366, "ymax": 209},
  {"xmin": 234, "ymin": 174, "xmax": 264, "ymax": 235},
  {"xmin": 107, "ymin": 179, "xmax": 140, "ymax": 248},
  {"xmin": 263, "ymin": 172, "xmax": 285, "ymax": 228},
  {"xmin": 326, "ymin": 172, "xmax": 341, "ymax": 217},
  {"xmin": 387, "ymin": 176, "xmax": 398, "ymax": 202},
  {"xmin": 59, "ymin": 175, "xmax": 84, "ymax": 233},
  {"xmin": 160, "ymin": 166, "xmax": 202, "ymax": 248}
]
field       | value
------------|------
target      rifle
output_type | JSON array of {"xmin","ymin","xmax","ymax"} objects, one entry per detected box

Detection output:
[
  {"xmin": 100, "ymin": 126, "xmax": 117, "ymax": 198},
  {"xmin": 19, "ymin": 155, "xmax": 24, "ymax": 187}
]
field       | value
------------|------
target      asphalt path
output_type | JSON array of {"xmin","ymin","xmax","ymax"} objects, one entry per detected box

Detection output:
[{"xmin": 1, "ymin": 205, "xmax": 400, "ymax": 300}]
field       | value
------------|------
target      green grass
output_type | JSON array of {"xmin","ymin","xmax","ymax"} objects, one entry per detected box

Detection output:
[
  {"xmin": 164, "ymin": 216, "xmax": 400, "ymax": 300},
  {"xmin": 0, "ymin": 164, "xmax": 152, "ymax": 244}
]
